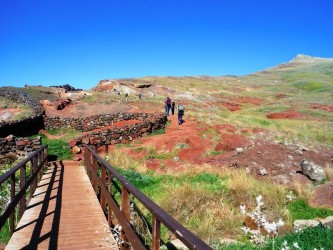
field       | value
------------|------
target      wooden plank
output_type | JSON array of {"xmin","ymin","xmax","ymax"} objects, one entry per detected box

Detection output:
[{"xmin": 5, "ymin": 160, "xmax": 118, "ymax": 250}]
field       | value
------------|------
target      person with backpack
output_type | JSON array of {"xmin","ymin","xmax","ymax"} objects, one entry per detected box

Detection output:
[
  {"xmin": 171, "ymin": 101, "xmax": 176, "ymax": 115},
  {"xmin": 178, "ymin": 103, "xmax": 184, "ymax": 125},
  {"xmin": 125, "ymin": 92, "xmax": 129, "ymax": 102},
  {"xmin": 164, "ymin": 97, "xmax": 171, "ymax": 116}
]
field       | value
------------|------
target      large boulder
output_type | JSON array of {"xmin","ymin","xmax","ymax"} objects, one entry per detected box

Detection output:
[
  {"xmin": 293, "ymin": 219, "xmax": 320, "ymax": 232},
  {"xmin": 301, "ymin": 160, "xmax": 326, "ymax": 182},
  {"xmin": 320, "ymin": 216, "xmax": 333, "ymax": 228}
]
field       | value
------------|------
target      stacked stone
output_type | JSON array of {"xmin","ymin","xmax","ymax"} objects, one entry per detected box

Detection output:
[
  {"xmin": 70, "ymin": 114, "xmax": 167, "ymax": 153},
  {"xmin": 0, "ymin": 89, "xmax": 44, "ymax": 115},
  {"xmin": 44, "ymin": 113, "xmax": 163, "ymax": 132},
  {"xmin": 0, "ymin": 89, "xmax": 44, "ymax": 137},
  {"xmin": 0, "ymin": 135, "xmax": 42, "ymax": 164}
]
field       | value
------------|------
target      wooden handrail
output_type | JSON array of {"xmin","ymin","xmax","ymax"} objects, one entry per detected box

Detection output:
[
  {"xmin": 0, "ymin": 145, "xmax": 48, "ymax": 235},
  {"xmin": 83, "ymin": 145, "xmax": 212, "ymax": 250}
]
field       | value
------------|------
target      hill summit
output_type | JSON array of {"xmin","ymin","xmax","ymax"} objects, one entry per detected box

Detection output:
[{"xmin": 290, "ymin": 54, "xmax": 333, "ymax": 63}]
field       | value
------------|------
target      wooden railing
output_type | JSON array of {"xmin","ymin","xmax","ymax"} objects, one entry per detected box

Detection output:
[
  {"xmin": 83, "ymin": 145, "xmax": 212, "ymax": 250},
  {"xmin": 0, "ymin": 145, "xmax": 48, "ymax": 236}
]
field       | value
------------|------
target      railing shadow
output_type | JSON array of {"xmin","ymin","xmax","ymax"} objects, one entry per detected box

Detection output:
[{"xmin": 18, "ymin": 161, "xmax": 64, "ymax": 249}]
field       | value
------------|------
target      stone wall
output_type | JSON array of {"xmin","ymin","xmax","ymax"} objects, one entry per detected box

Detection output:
[
  {"xmin": 70, "ymin": 114, "xmax": 167, "ymax": 152},
  {"xmin": 44, "ymin": 113, "xmax": 164, "ymax": 132},
  {"xmin": 0, "ymin": 135, "xmax": 42, "ymax": 164},
  {"xmin": 0, "ymin": 89, "xmax": 44, "ymax": 137}
]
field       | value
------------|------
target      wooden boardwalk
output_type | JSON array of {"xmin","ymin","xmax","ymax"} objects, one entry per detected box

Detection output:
[{"xmin": 6, "ymin": 160, "xmax": 118, "ymax": 250}]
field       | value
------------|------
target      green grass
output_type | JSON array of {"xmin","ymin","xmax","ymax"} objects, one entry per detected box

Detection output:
[
  {"xmin": 148, "ymin": 128, "xmax": 166, "ymax": 136},
  {"xmin": 0, "ymin": 221, "xmax": 11, "ymax": 245},
  {"xmin": 39, "ymin": 134, "xmax": 72, "ymax": 160},
  {"xmin": 212, "ymin": 226, "xmax": 333, "ymax": 250},
  {"xmin": 45, "ymin": 128, "xmax": 81, "ymax": 140},
  {"xmin": 294, "ymin": 82, "xmax": 330, "ymax": 92},
  {"xmin": 288, "ymin": 199, "xmax": 333, "ymax": 220}
]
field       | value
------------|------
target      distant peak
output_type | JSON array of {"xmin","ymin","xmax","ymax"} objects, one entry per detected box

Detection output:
[
  {"xmin": 295, "ymin": 54, "xmax": 313, "ymax": 59},
  {"xmin": 290, "ymin": 54, "xmax": 333, "ymax": 63}
]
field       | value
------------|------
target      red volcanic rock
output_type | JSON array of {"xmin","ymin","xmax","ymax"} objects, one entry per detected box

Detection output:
[
  {"xmin": 113, "ymin": 133, "xmax": 120, "ymax": 139},
  {"xmin": 311, "ymin": 104, "xmax": 333, "ymax": 112},
  {"xmin": 15, "ymin": 140, "xmax": 30, "ymax": 147},
  {"xmin": 52, "ymin": 99, "xmax": 71, "ymax": 110},
  {"xmin": 82, "ymin": 137, "xmax": 90, "ymax": 144},
  {"xmin": 89, "ymin": 138, "xmax": 100, "ymax": 145},
  {"xmin": 266, "ymin": 110, "xmax": 302, "ymax": 119},
  {"xmin": 215, "ymin": 134, "xmax": 251, "ymax": 151},
  {"xmin": 69, "ymin": 139, "xmax": 77, "ymax": 147},
  {"xmin": 140, "ymin": 128, "xmax": 148, "ymax": 133}
]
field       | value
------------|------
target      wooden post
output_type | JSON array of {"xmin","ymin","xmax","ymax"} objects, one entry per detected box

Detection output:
[
  {"xmin": 38, "ymin": 152, "xmax": 43, "ymax": 180},
  {"xmin": 92, "ymin": 154, "xmax": 98, "ymax": 195},
  {"xmin": 120, "ymin": 188, "xmax": 130, "ymax": 250},
  {"xmin": 19, "ymin": 164, "xmax": 26, "ymax": 218},
  {"xmin": 107, "ymin": 171, "xmax": 113, "ymax": 227},
  {"xmin": 152, "ymin": 216, "xmax": 161, "ymax": 250},
  {"xmin": 101, "ymin": 166, "xmax": 106, "ymax": 212},
  {"xmin": 10, "ymin": 175, "xmax": 15, "ymax": 235}
]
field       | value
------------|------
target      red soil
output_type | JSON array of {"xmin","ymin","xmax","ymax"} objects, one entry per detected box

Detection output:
[
  {"xmin": 219, "ymin": 101, "xmax": 241, "ymax": 111},
  {"xmin": 215, "ymin": 134, "xmax": 252, "ymax": 152},
  {"xmin": 266, "ymin": 110, "xmax": 303, "ymax": 119},
  {"xmin": 311, "ymin": 104, "xmax": 333, "ymax": 112},
  {"xmin": 40, "ymin": 98, "xmax": 332, "ymax": 209},
  {"xmin": 236, "ymin": 97, "xmax": 263, "ymax": 106}
]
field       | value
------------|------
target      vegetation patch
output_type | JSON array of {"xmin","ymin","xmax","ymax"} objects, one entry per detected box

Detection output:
[
  {"xmin": 39, "ymin": 134, "xmax": 72, "ymax": 160},
  {"xmin": 288, "ymin": 199, "xmax": 333, "ymax": 220},
  {"xmin": 294, "ymin": 82, "xmax": 329, "ymax": 92}
]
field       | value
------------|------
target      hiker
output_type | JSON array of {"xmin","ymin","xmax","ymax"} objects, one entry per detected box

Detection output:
[
  {"xmin": 164, "ymin": 97, "xmax": 171, "ymax": 116},
  {"xmin": 138, "ymin": 93, "xmax": 142, "ymax": 100},
  {"xmin": 178, "ymin": 103, "xmax": 184, "ymax": 125},
  {"xmin": 125, "ymin": 92, "xmax": 129, "ymax": 102},
  {"xmin": 171, "ymin": 101, "xmax": 175, "ymax": 115}
]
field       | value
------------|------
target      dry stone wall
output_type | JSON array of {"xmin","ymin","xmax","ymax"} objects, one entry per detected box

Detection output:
[
  {"xmin": 44, "ymin": 113, "xmax": 164, "ymax": 132},
  {"xmin": 0, "ymin": 89, "xmax": 44, "ymax": 137},
  {"xmin": 0, "ymin": 135, "xmax": 42, "ymax": 164},
  {"xmin": 69, "ymin": 113, "xmax": 167, "ymax": 152}
]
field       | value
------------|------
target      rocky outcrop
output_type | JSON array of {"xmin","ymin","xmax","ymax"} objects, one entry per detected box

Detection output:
[
  {"xmin": 0, "ymin": 135, "xmax": 42, "ymax": 164},
  {"xmin": 52, "ymin": 99, "xmax": 71, "ymax": 110},
  {"xmin": 50, "ymin": 84, "xmax": 82, "ymax": 92},
  {"xmin": 301, "ymin": 160, "xmax": 326, "ymax": 182},
  {"xmin": 0, "ymin": 89, "xmax": 44, "ymax": 137}
]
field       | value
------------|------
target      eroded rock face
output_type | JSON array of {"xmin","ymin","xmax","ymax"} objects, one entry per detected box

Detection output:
[
  {"xmin": 53, "ymin": 99, "xmax": 71, "ymax": 110},
  {"xmin": 301, "ymin": 160, "xmax": 326, "ymax": 182}
]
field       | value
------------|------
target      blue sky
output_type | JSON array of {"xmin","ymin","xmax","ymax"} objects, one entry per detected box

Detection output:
[{"xmin": 1, "ymin": 0, "xmax": 332, "ymax": 90}]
